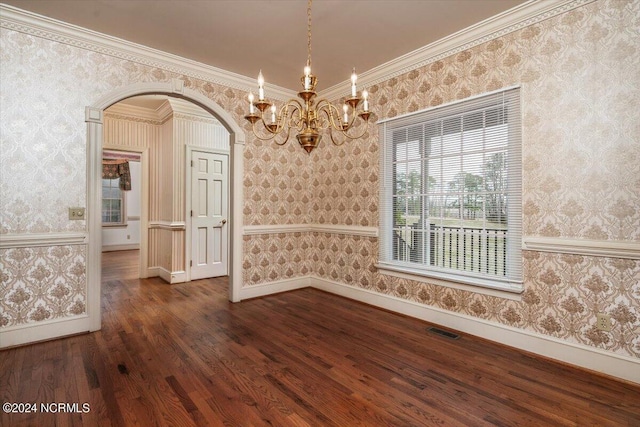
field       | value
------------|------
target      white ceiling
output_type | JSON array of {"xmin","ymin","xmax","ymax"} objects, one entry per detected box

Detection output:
[{"xmin": 3, "ymin": 0, "xmax": 526, "ymax": 91}]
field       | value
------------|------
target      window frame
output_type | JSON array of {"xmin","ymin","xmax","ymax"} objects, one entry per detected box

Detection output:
[
  {"xmin": 101, "ymin": 177, "xmax": 126, "ymax": 227},
  {"xmin": 378, "ymin": 87, "xmax": 523, "ymax": 293}
]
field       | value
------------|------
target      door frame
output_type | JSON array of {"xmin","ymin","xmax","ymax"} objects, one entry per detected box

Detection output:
[
  {"xmin": 102, "ymin": 145, "xmax": 150, "ymax": 279},
  {"xmin": 86, "ymin": 80, "xmax": 245, "ymax": 332},
  {"xmin": 185, "ymin": 146, "xmax": 230, "ymax": 281}
]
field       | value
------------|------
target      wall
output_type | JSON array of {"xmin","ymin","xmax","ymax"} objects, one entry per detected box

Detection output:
[
  {"xmin": 307, "ymin": 0, "xmax": 640, "ymax": 364},
  {"xmin": 1, "ymin": 0, "xmax": 638, "ymax": 381},
  {"xmin": 0, "ymin": 9, "xmax": 273, "ymax": 339},
  {"xmin": 102, "ymin": 105, "xmax": 160, "ymax": 274}
]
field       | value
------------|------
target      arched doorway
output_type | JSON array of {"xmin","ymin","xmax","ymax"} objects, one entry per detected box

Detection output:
[{"xmin": 85, "ymin": 80, "xmax": 245, "ymax": 331}]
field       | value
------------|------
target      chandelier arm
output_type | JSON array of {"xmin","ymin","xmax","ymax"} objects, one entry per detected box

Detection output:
[
  {"xmin": 328, "ymin": 127, "xmax": 347, "ymax": 146},
  {"xmin": 282, "ymin": 98, "xmax": 304, "ymax": 116},
  {"xmin": 315, "ymin": 100, "xmax": 346, "ymax": 132},
  {"xmin": 340, "ymin": 116, "xmax": 369, "ymax": 139},
  {"xmin": 317, "ymin": 98, "xmax": 371, "ymax": 140},
  {"xmin": 273, "ymin": 125, "xmax": 293, "ymax": 146},
  {"xmin": 277, "ymin": 99, "xmax": 305, "ymax": 131},
  {"xmin": 251, "ymin": 120, "xmax": 280, "ymax": 141},
  {"xmin": 254, "ymin": 99, "xmax": 302, "ymax": 136},
  {"xmin": 313, "ymin": 107, "xmax": 330, "ymax": 131},
  {"xmin": 338, "ymin": 121, "xmax": 370, "ymax": 140}
]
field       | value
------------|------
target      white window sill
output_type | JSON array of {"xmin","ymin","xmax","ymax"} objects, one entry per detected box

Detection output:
[
  {"xmin": 376, "ymin": 262, "xmax": 523, "ymax": 300},
  {"xmin": 102, "ymin": 223, "xmax": 127, "ymax": 228}
]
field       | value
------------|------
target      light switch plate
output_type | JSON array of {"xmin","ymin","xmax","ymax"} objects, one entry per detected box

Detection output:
[{"xmin": 69, "ymin": 207, "xmax": 86, "ymax": 220}]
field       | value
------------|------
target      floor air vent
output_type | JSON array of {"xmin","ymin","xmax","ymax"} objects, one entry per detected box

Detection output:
[{"xmin": 428, "ymin": 327, "xmax": 460, "ymax": 340}]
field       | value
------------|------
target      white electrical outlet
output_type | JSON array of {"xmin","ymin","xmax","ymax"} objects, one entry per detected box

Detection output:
[{"xmin": 596, "ymin": 313, "xmax": 612, "ymax": 331}]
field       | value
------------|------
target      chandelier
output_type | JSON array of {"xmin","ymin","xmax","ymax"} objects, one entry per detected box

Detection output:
[{"xmin": 244, "ymin": 0, "xmax": 372, "ymax": 153}]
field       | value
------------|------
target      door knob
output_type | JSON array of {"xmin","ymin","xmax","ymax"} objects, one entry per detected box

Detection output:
[{"xmin": 220, "ymin": 219, "xmax": 227, "ymax": 225}]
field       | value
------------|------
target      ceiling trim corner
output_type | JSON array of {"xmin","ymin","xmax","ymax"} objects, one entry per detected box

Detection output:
[
  {"xmin": 319, "ymin": 0, "xmax": 597, "ymax": 100},
  {"xmin": 0, "ymin": 3, "xmax": 296, "ymax": 101}
]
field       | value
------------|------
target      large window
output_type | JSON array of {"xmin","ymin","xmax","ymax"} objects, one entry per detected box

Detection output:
[
  {"xmin": 379, "ymin": 88, "xmax": 522, "ymax": 292},
  {"xmin": 102, "ymin": 178, "xmax": 124, "ymax": 224}
]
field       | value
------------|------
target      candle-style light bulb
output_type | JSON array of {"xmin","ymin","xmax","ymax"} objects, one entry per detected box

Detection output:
[
  {"xmin": 270, "ymin": 104, "xmax": 276, "ymax": 123},
  {"xmin": 351, "ymin": 68, "xmax": 357, "ymax": 97},
  {"xmin": 343, "ymin": 104, "xmax": 349, "ymax": 123},
  {"xmin": 258, "ymin": 70, "xmax": 265, "ymax": 100},
  {"xmin": 304, "ymin": 64, "xmax": 311, "ymax": 90},
  {"xmin": 248, "ymin": 92, "xmax": 255, "ymax": 114},
  {"xmin": 362, "ymin": 89, "xmax": 369, "ymax": 111}
]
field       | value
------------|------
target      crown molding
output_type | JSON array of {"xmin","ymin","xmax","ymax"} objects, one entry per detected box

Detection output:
[
  {"xmin": 105, "ymin": 103, "xmax": 164, "ymax": 122},
  {"xmin": 0, "ymin": 0, "xmax": 596, "ymax": 104},
  {"xmin": 0, "ymin": 3, "xmax": 296, "ymax": 101},
  {"xmin": 156, "ymin": 100, "xmax": 174, "ymax": 122},
  {"xmin": 105, "ymin": 97, "xmax": 223, "ymax": 124},
  {"xmin": 320, "ymin": 0, "xmax": 597, "ymax": 100},
  {"xmin": 167, "ymin": 98, "xmax": 221, "ymax": 121}
]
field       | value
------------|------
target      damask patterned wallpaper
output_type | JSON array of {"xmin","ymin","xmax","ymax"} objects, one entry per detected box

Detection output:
[
  {"xmin": 243, "ymin": 141, "xmax": 313, "ymax": 226},
  {"xmin": 1, "ymin": 0, "xmax": 638, "ymax": 362},
  {"xmin": 0, "ymin": 23, "xmax": 301, "ymax": 329},
  {"xmin": 306, "ymin": 0, "xmax": 640, "ymax": 359},
  {"xmin": 0, "ymin": 246, "xmax": 86, "ymax": 328},
  {"xmin": 0, "ymin": 4, "xmax": 317, "ymax": 328}
]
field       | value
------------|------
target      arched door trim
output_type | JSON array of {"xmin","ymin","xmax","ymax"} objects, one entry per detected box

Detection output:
[{"xmin": 85, "ymin": 79, "xmax": 244, "ymax": 331}]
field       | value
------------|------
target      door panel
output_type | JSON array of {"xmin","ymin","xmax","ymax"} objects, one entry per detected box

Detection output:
[{"xmin": 191, "ymin": 150, "xmax": 228, "ymax": 279}]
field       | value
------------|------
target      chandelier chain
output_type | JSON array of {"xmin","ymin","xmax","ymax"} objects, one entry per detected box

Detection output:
[{"xmin": 307, "ymin": 0, "xmax": 312, "ymax": 67}]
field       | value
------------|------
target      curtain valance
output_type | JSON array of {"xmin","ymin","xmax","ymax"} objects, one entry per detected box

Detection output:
[{"xmin": 102, "ymin": 159, "xmax": 131, "ymax": 191}]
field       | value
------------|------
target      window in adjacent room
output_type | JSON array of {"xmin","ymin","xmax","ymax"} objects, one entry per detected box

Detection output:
[
  {"xmin": 102, "ymin": 177, "xmax": 125, "ymax": 225},
  {"xmin": 378, "ymin": 87, "xmax": 522, "ymax": 292}
]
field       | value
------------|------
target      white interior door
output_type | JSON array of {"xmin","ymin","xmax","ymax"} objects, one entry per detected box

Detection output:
[{"xmin": 190, "ymin": 150, "xmax": 228, "ymax": 279}]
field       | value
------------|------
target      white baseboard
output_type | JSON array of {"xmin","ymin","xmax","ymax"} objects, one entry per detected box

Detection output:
[
  {"xmin": 239, "ymin": 277, "xmax": 311, "ymax": 300},
  {"xmin": 307, "ymin": 276, "xmax": 640, "ymax": 385},
  {"xmin": 146, "ymin": 266, "xmax": 160, "ymax": 277},
  {"xmin": 0, "ymin": 315, "xmax": 91, "ymax": 348},
  {"xmin": 102, "ymin": 243, "xmax": 140, "ymax": 252},
  {"xmin": 4, "ymin": 273, "xmax": 635, "ymax": 384},
  {"xmin": 157, "ymin": 267, "xmax": 186, "ymax": 284},
  {"xmin": 158, "ymin": 267, "xmax": 171, "ymax": 283}
]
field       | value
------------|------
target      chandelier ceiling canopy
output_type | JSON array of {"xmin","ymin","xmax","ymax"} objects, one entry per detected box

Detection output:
[{"xmin": 244, "ymin": 0, "xmax": 372, "ymax": 153}]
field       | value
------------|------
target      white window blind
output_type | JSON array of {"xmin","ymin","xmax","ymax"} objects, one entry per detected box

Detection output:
[
  {"xmin": 379, "ymin": 88, "xmax": 522, "ymax": 292},
  {"xmin": 102, "ymin": 178, "xmax": 124, "ymax": 224}
]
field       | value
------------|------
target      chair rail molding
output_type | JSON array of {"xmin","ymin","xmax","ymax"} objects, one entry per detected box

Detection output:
[
  {"xmin": 0, "ymin": 232, "xmax": 87, "ymax": 249},
  {"xmin": 148, "ymin": 221, "xmax": 187, "ymax": 231},
  {"xmin": 523, "ymin": 236, "xmax": 640, "ymax": 260},
  {"xmin": 243, "ymin": 224, "xmax": 378, "ymax": 238}
]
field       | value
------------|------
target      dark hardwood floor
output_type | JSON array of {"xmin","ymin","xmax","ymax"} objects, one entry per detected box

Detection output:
[{"xmin": 1, "ymin": 250, "xmax": 639, "ymax": 426}]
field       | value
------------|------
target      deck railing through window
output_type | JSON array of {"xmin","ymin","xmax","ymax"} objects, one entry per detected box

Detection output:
[{"xmin": 393, "ymin": 224, "xmax": 507, "ymax": 276}]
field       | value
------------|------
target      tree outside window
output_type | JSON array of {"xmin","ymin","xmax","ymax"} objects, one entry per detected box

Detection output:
[{"xmin": 379, "ymin": 88, "xmax": 522, "ymax": 292}]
